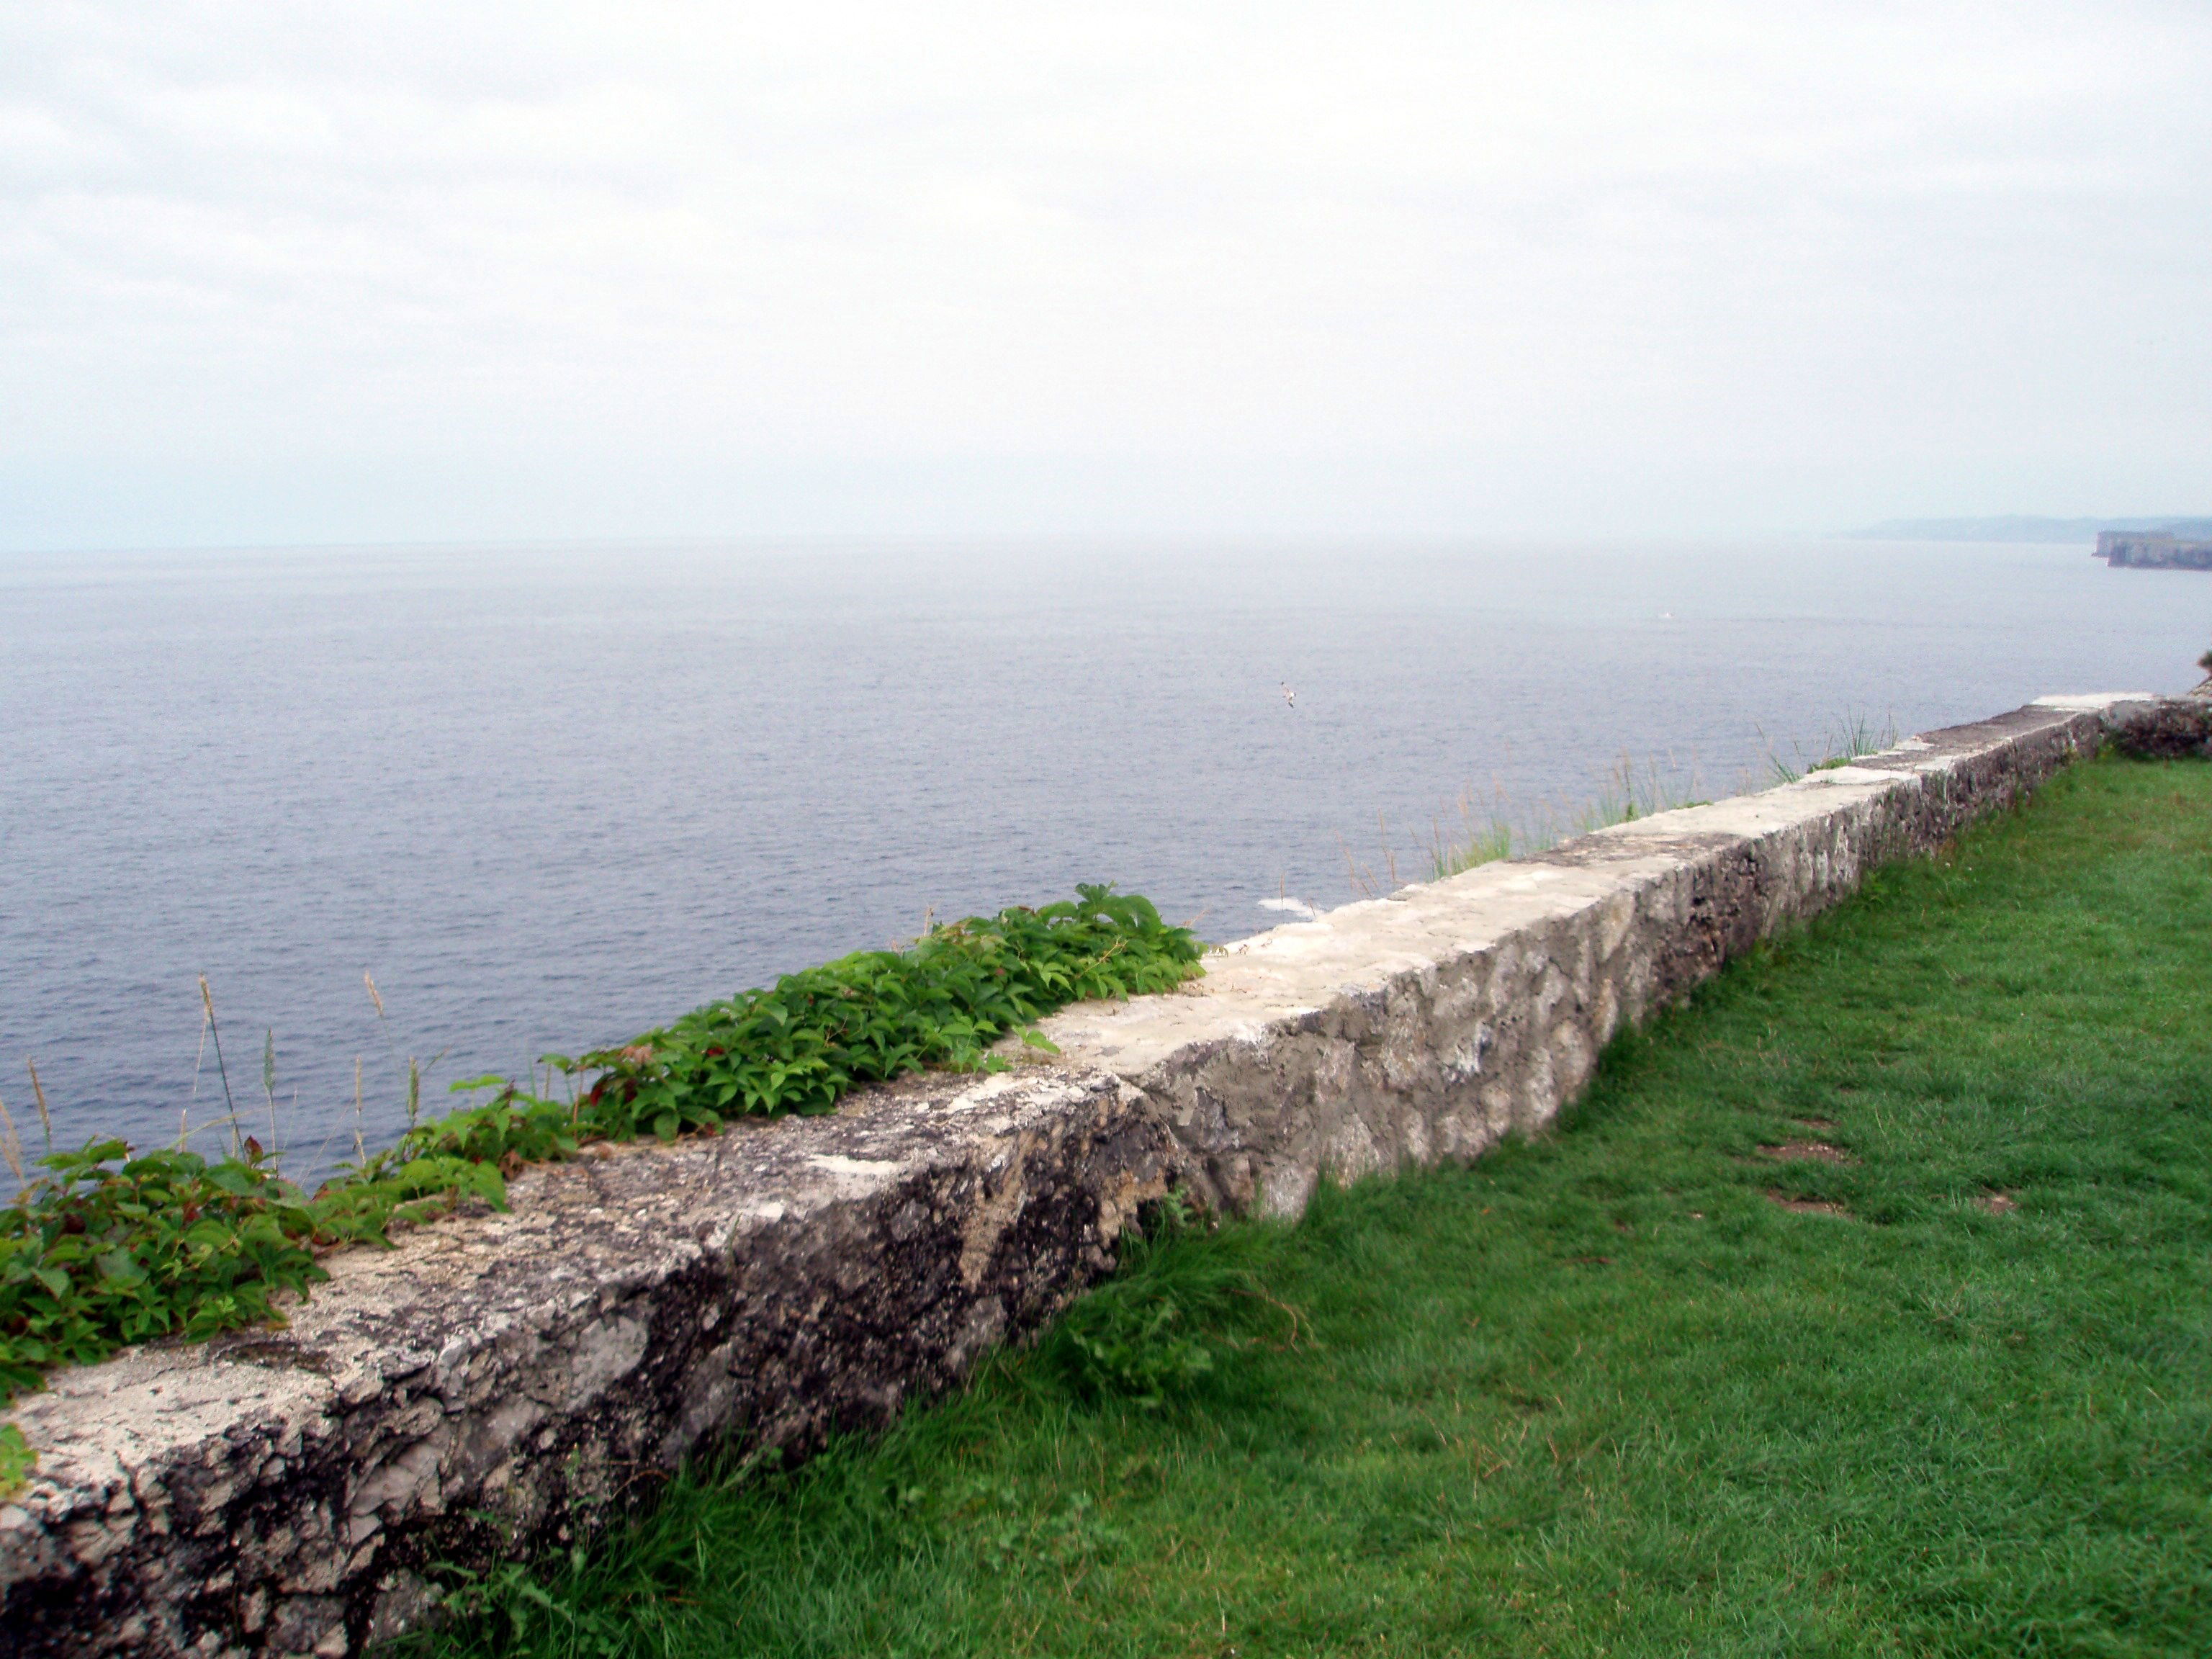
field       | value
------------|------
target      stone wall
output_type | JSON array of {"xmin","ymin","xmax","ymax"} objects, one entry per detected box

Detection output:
[
  {"xmin": 1027, "ymin": 696, "xmax": 2167, "ymax": 1218},
  {"xmin": 2107, "ymin": 685, "xmax": 2212, "ymax": 757},
  {"xmin": 0, "ymin": 693, "xmax": 2172, "ymax": 1658},
  {"xmin": 1, "ymin": 1071, "xmax": 1179, "ymax": 1658}
]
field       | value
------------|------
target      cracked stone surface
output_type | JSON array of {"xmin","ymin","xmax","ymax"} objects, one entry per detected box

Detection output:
[{"xmin": 0, "ymin": 692, "xmax": 2170, "ymax": 1656}]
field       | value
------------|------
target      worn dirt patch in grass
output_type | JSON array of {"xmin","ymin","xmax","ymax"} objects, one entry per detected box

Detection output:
[
  {"xmin": 1757, "ymin": 1141, "xmax": 1856, "ymax": 1164},
  {"xmin": 1766, "ymin": 1190, "xmax": 1853, "ymax": 1216}
]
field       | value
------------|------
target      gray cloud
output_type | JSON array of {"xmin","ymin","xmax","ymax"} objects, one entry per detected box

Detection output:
[{"xmin": 4, "ymin": 0, "xmax": 2208, "ymax": 547}]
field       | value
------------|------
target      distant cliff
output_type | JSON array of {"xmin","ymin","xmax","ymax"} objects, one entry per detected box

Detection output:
[
  {"xmin": 2096, "ymin": 531, "xmax": 2212, "ymax": 570},
  {"xmin": 1853, "ymin": 516, "xmax": 2212, "ymax": 544}
]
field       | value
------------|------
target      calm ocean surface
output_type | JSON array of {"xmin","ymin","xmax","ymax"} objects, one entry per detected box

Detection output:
[{"xmin": 1, "ymin": 537, "xmax": 2198, "ymax": 1177}]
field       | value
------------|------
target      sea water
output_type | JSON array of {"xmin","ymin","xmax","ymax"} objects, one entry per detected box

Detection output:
[{"xmin": 1, "ymin": 536, "xmax": 2199, "ymax": 1177}]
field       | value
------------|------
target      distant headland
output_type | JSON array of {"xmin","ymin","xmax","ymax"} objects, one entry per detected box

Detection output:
[
  {"xmin": 2095, "ymin": 530, "xmax": 2212, "ymax": 570},
  {"xmin": 1850, "ymin": 516, "xmax": 2212, "ymax": 544}
]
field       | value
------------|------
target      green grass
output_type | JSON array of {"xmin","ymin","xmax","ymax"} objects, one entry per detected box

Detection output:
[{"xmin": 426, "ymin": 755, "xmax": 2212, "ymax": 1659}]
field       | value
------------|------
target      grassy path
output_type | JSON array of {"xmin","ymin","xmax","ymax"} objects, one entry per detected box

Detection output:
[{"xmin": 431, "ymin": 755, "xmax": 2212, "ymax": 1659}]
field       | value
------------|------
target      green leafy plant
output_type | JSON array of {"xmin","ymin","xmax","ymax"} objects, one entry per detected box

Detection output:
[
  {"xmin": 0, "ymin": 1093, "xmax": 561, "ymax": 1401},
  {"xmin": 0, "ymin": 888, "xmax": 1202, "ymax": 1403},
  {"xmin": 557, "ymin": 886, "xmax": 1202, "ymax": 1138},
  {"xmin": 0, "ymin": 1139, "xmax": 325, "ymax": 1397}
]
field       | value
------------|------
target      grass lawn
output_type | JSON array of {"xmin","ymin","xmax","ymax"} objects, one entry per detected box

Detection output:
[{"xmin": 428, "ymin": 754, "xmax": 2212, "ymax": 1659}]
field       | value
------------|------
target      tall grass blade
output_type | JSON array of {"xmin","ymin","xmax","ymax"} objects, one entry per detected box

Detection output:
[
  {"xmin": 198, "ymin": 976, "xmax": 238, "ymax": 1156},
  {"xmin": 0, "ymin": 1091, "xmax": 24, "ymax": 1189},
  {"xmin": 261, "ymin": 1029, "xmax": 282, "ymax": 1167}
]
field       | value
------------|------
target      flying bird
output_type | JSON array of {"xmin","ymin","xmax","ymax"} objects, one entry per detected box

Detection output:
[{"xmin": 1281, "ymin": 680, "xmax": 1298, "ymax": 708}]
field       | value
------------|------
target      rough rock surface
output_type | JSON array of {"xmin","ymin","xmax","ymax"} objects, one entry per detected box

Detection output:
[
  {"xmin": 0, "ymin": 691, "xmax": 2182, "ymax": 1656},
  {"xmin": 1, "ymin": 1069, "xmax": 1177, "ymax": 1658},
  {"xmin": 2108, "ymin": 685, "xmax": 2212, "ymax": 758}
]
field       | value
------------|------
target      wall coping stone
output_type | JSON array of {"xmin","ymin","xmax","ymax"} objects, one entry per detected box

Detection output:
[{"xmin": 0, "ymin": 692, "xmax": 2169, "ymax": 1656}]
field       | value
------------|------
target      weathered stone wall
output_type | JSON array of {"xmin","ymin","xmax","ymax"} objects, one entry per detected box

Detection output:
[
  {"xmin": 0, "ymin": 692, "xmax": 2177, "ymax": 1658},
  {"xmin": 1025, "ymin": 698, "xmax": 2152, "ymax": 1217},
  {"xmin": 1, "ymin": 1070, "xmax": 1179, "ymax": 1658},
  {"xmin": 2107, "ymin": 685, "xmax": 2212, "ymax": 757}
]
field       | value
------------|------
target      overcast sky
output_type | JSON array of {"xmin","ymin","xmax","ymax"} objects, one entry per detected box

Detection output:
[{"xmin": 4, "ymin": 1, "xmax": 2208, "ymax": 550}]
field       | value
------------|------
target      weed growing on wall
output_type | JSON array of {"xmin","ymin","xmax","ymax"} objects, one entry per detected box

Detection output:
[
  {"xmin": 1413, "ymin": 717, "xmax": 1899, "ymax": 889},
  {"xmin": 0, "ymin": 1103, "xmax": 562, "ymax": 1398},
  {"xmin": 1419, "ymin": 755, "xmax": 1709, "ymax": 885},
  {"xmin": 0, "ymin": 887, "xmax": 1202, "ymax": 1404},
  {"xmin": 559, "ymin": 886, "xmax": 1203, "ymax": 1138},
  {"xmin": 0, "ymin": 1422, "xmax": 32, "ymax": 1497},
  {"xmin": 1761, "ymin": 710, "xmax": 1899, "ymax": 783}
]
